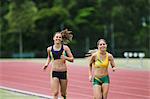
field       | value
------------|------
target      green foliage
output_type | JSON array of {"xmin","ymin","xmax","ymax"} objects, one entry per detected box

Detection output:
[
  {"xmin": 5, "ymin": 1, "xmax": 37, "ymax": 32},
  {"xmin": 0, "ymin": 0, "xmax": 149, "ymax": 57},
  {"xmin": 74, "ymin": 7, "xmax": 95, "ymax": 25}
]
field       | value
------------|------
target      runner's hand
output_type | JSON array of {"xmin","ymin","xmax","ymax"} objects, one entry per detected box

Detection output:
[
  {"xmin": 61, "ymin": 55, "xmax": 66, "ymax": 60},
  {"xmin": 112, "ymin": 67, "xmax": 117, "ymax": 72},
  {"xmin": 89, "ymin": 75, "xmax": 92, "ymax": 82},
  {"xmin": 43, "ymin": 65, "xmax": 48, "ymax": 70}
]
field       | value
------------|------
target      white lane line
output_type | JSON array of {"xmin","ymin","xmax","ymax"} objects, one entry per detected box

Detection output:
[{"xmin": 0, "ymin": 86, "xmax": 61, "ymax": 99}]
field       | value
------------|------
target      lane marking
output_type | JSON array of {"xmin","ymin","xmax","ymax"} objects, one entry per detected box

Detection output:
[{"xmin": 0, "ymin": 86, "xmax": 61, "ymax": 99}]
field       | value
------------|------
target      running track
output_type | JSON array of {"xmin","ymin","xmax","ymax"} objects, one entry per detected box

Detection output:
[{"xmin": 0, "ymin": 62, "xmax": 150, "ymax": 99}]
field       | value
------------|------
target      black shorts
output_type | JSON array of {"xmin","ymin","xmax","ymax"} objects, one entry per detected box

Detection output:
[{"xmin": 52, "ymin": 71, "xmax": 67, "ymax": 79}]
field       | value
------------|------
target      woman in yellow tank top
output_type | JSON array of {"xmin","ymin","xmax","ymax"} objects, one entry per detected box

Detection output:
[{"xmin": 89, "ymin": 39, "xmax": 117, "ymax": 99}]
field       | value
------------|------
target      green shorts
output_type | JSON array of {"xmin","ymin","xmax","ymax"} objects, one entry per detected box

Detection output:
[{"xmin": 93, "ymin": 75, "xmax": 110, "ymax": 86}]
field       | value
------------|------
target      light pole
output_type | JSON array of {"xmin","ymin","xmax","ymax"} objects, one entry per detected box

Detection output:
[
  {"xmin": 110, "ymin": 23, "xmax": 115, "ymax": 54},
  {"xmin": 85, "ymin": 36, "xmax": 89, "ymax": 52},
  {"xmin": 104, "ymin": 25, "xmax": 108, "ymax": 39},
  {"xmin": 141, "ymin": 17, "xmax": 149, "ymax": 57},
  {"xmin": 19, "ymin": 31, "xmax": 23, "ymax": 58},
  {"xmin": 142, "ymin": 17, "xmax": 147, "ymax": 27},
  {"xmin": 0, "ymin": 32, "xmax": 1, "ymax": 57}
]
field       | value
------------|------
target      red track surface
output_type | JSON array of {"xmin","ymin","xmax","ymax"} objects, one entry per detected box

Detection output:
[{"xmin": 0, "ymin": 62, "xmax": 150, "ymax": 99}]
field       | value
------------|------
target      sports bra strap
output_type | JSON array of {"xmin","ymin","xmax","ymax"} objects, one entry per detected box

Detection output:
[{"xmin": 94, "ymin": 51, "xmax": 109, "ymax": 68}]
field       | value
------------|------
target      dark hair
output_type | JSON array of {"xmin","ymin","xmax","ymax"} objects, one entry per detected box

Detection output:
[
  {"xmin": 54, "ymin": 29, "xmax": 73, "ymax": 44},
  {"xmin": 60, "ymin": 28, "xmax": 73, "ymax": 44},
  {"xmin": 97, "ymin": 39, "xmax": 107, "ymax": 46},
  {"xmin": 85, "ymin": 39, "xmax": 107, "ymax": 57}
]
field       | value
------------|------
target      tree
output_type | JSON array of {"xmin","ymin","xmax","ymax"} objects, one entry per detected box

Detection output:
[{"xmin": 5, "ymin": 1, "xmax": 37, "ymax": 57}]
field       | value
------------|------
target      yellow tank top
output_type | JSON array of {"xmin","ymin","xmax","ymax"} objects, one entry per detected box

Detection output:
[{"xmin": 94, "ymin": 51, "xmax": 109, "ymax": 68}]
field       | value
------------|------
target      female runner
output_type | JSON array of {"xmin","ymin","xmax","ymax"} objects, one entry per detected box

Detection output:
[{"xmin": 43, "ymin": 29, "xmax": 74, "ymax": 99}]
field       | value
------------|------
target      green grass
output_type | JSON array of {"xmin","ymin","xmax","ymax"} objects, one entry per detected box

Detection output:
[
  {"xmin": 114, "ymin": 58, "xmax": 150, "ymax": 70},
  {"xmin": 68, "ymin": 58, "xmax": 150, "ymax": 71},
  {"xmin": 0, "ymin": 89, "xmax": 40, "ymax": 99}
]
